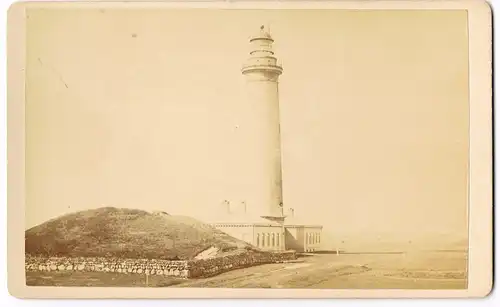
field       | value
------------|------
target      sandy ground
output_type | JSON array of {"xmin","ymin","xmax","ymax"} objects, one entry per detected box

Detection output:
[
  {"xmin": 26, "ymin": 251, "xmax": 467, "ymax": 289},
  {"xmin": 175, "ymin": 251, "xmax": 467, "ymax": 289}
]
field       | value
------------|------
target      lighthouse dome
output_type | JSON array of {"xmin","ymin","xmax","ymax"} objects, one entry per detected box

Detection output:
[{"xmin": 250, "ymin": 25, "xmax": 273, "ymax": 42}]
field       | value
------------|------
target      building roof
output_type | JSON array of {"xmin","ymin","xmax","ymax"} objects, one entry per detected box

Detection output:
[
  {"xmin": 284, "ymin": 216, "xmax": 323, "ymax": 228},
  {"xmin": 205, "ymin": 213, "xmax": 282, "ymax": 227}
]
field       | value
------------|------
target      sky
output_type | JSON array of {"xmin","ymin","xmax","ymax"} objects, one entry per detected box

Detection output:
[{"xmin": 25, "ymin": 8, "xmax": 469, "ymax": 246}]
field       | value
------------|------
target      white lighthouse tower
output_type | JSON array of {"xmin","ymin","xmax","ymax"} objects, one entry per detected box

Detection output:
[
  {"xmin": 241, "ymin": 25, "xmax": 285, "ymax": 222},
  {"xmin": 208, "ymin": 26, "xmax": 322, "ymax": 253}
]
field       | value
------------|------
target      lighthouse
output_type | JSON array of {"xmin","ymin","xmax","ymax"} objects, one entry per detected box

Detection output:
[
  {"xmin": 207, "ymin": 26, "xmax": 322, "ymax": 253},
  {"xmin": 241, "ymin": 25, "xmax": 284, "ymax": 222}
]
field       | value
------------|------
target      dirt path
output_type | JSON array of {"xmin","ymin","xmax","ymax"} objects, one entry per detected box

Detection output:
[
  {"xmin": 175, "ymin": 252, "xmax": 467, "ymax": 289},
  {"xmin": 26, "ymin": 251, "xmax": 467, "ymax": 289}
]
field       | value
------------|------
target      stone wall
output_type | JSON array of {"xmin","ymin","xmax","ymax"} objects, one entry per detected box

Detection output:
[
  {"xmin": 25, "ymin": 250, "xmax": 296, "ymax": 279},
  {"xmin": 188, "ymin": 250, "xmax": 296, "ymax": 278},
  {"xmin": 25, "ymin": 255, "xmax": 191, "ymax": 278}
]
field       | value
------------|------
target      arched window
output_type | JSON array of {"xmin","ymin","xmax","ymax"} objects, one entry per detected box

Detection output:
[
  {"xmin": 272, "ymin": 233, "xmax": 275, "ymax": 246},
  {"xmin": 256, "ymin": 234, "xmax": 260, "ymax": 247},
  {"xmin": 277, "ymin": 233, "xmax": 280, "ymax": 247},
  {"xmin": 267, "ymin": 234, "xmax": 270, "ymax": 247},
  {"xmin": 262, "ymin": 233, "xmax": 266, "ymax": 247}
]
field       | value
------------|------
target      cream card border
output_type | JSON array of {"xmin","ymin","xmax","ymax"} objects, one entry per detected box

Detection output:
[{"xmin": 7, "ymin": 0, "xmax": 493, "ymax": 299}]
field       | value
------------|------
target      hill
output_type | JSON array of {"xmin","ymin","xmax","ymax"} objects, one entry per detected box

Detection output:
[{"xmin": 25, "ymin": 207, "xmax": 252, "ymax": 260}]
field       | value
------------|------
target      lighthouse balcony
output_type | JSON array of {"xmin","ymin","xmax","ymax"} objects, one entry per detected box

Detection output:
[
  {"xmin": 242, "ymin": 57, "xmax": 283, "ymax": 75},
  {"xmin": 241, "ymin": 64, "xmax": 283, "ymax": 75}
]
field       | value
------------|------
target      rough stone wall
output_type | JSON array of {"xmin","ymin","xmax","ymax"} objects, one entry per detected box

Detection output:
[
  {"xmin": 187, "ymin": 250, "xmax": 296, "ymax": 278},
  {"xmin": 25, "ymin": 250, "xmax": 296, "ymax": 279},
  {"xmin": 25, "ymin": 255, "xmax": 191, "ymax": 278}
]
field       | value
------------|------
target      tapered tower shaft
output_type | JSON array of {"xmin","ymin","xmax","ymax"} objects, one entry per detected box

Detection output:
[{"xmin": 241, "ymin": 25, "xmax": 284, "ymax": 219}]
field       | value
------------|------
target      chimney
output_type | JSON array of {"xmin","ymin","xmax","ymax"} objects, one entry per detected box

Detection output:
[
  {"xmin": 288, "ymin": 208, "xmax": 294, "ymax": 217},
  {"xmin": 222, "ymin": 200, "xmax": 231, "ymax": 214}
]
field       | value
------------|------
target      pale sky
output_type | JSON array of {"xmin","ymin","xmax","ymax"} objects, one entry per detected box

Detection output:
[{"xmin": 25, "ymin": 8, "xmax": 469, "ymax": 245}]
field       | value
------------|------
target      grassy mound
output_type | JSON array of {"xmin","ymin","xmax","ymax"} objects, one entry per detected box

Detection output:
[{"xmin": 25, "ymin": 207, "xmax": 252, "ymax": 260}]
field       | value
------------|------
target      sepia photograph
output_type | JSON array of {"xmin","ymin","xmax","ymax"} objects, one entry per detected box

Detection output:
[{"xmin": 6, "ymin": 0, "xmax": 492, "ymax": 299}]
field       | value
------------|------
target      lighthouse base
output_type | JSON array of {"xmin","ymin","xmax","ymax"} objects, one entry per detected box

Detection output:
[
  {"xmin": 205, "ymin": 211, "xmax": 322, "ymax": 253},
  {"xmin": 208, "ymin": 214, "xmax": 286, "ymax": 252}
]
